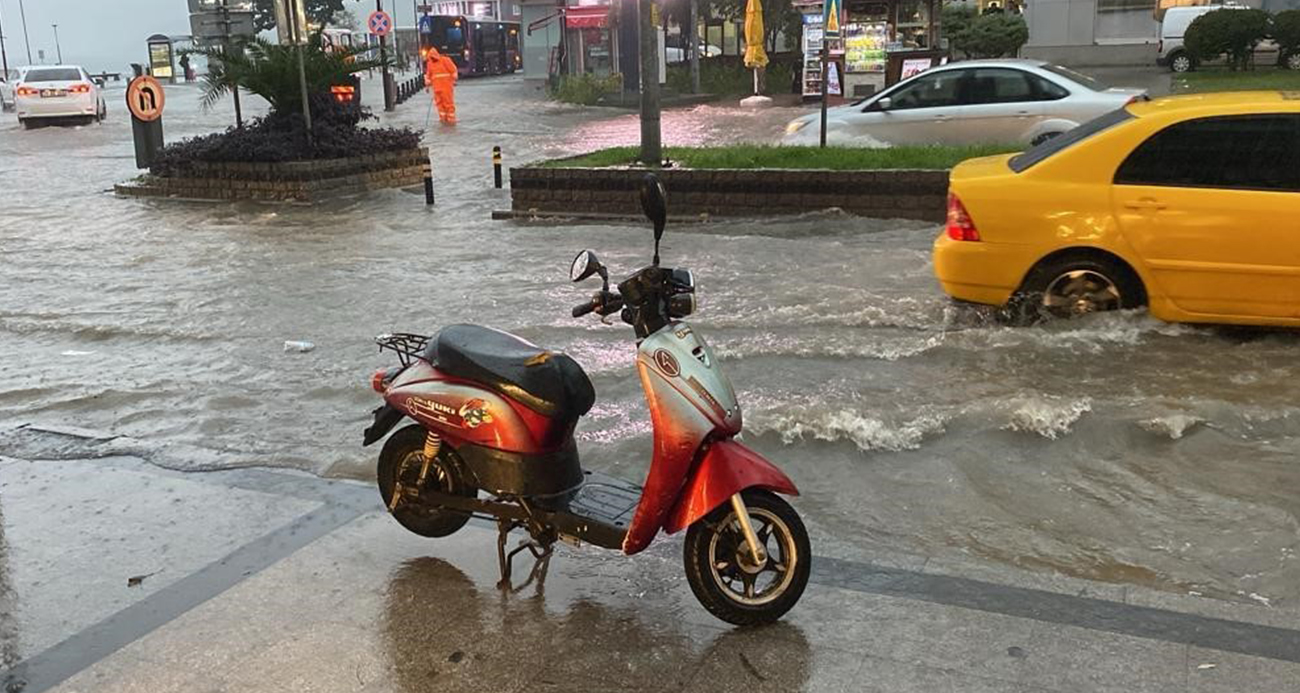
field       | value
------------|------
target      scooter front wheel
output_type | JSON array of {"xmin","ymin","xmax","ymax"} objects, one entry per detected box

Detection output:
[
  {"xmin": 683, "ymin": 489, "xmax": 811, "ymax": 626},
  {"xmin": 378, "ymin": 425, "xmax": 476, "ymax": 538}
]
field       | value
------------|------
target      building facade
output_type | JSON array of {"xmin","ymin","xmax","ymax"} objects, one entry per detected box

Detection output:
[{"xmin": 1022, "ymin": 0, "xmax": 1300, "ymax": 66}]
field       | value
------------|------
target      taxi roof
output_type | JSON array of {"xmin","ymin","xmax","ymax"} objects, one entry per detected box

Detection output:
[{"xmin": 1128, "ymin": 90, "xmax": 1300, "ymax": 117}]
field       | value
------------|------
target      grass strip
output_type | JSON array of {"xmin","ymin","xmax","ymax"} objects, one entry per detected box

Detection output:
[{"xmin": 1173, "ymin": 68, "xmax": 1300, "ymax": 93}]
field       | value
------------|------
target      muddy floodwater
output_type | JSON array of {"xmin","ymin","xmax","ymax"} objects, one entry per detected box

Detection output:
[{"xmin": 1, "ymin": 76, "xmax": 1296, "ymax": 608}]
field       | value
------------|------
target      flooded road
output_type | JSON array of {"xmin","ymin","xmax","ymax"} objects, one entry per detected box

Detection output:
[{"xmin": 0, "ymin": 75, "xmax": 1296, "ymax": 610}]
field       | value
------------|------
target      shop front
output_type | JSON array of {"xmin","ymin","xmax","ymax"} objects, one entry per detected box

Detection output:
[
  {"xmin": 795, "ymin": 0, "xmax": 941, "ymax": 100},
  {"xmin": 565, "ymin": 4, "xmax": 615, "ymax": 76}
]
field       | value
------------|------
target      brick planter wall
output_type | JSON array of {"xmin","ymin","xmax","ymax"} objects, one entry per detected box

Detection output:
[
  {"xmin": 510, "ymin": 166, "xmax": 950, "ymax": 222},
  {"xmin": 114, "ymin": 148, "xmax": 429, "ymax": 203}
]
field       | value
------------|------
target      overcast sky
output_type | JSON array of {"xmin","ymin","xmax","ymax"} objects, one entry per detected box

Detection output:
[{"xmin": 0, "ymin": 0, "xmax": 422, "ymax": 73}]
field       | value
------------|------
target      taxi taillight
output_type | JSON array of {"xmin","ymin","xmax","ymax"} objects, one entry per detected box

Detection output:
[
  {"xmin": 68, "ymin": 83, "xmax": 91, "ymax": 94},
  {"xmin": 946, "ymin": 193, "xmax": 981, "ymax": 242},
  {"xmin": 15, "ymin": 85, "xmax": 38, "ymax": 96}
]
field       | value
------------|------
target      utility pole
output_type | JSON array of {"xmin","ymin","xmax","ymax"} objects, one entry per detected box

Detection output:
[
  {"xmin": 0, "ymin": 6, "xmax": 11, "ymax": 78},
  {"xmin": 18, "ymin": 0, "xmax": 31, "ymax": 65},
  {"xmin": 688, "ymin": 0, "xmax": 699, "ymax": 94},
  {"xmin": 51, "ymin": 24, "xmax": 61, "ymax": 65},
  {"xmin": 638, "ymin": 0, "xmax": 662, "ymax": 165},
  {"xmin": 378, "ymin": 0, "xmax": 394, "ymax": 111},
  {"xmin": 289, "ymin": 0, "xmax": 312, "ymax": 141}
]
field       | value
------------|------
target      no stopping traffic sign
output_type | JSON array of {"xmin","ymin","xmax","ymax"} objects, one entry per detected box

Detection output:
[{"xmin": 368, "ymin": 10, "xmax": 393, "ymax": 36}]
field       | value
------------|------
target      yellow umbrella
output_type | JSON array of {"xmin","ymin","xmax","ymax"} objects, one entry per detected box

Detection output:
[{"xmin": 743, "ymin": 0, "xmax": 768, "ymax": 71}]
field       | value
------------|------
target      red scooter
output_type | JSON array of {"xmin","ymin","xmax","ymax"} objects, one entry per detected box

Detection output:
[{"xmin": 362, "ymin": 175, "xmax": 810, "ymax": 625}]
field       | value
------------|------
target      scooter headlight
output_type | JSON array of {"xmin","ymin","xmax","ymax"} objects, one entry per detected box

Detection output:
[{"xmin": 668, "ymin": 292, "xmax": 696, "ymax": 318}]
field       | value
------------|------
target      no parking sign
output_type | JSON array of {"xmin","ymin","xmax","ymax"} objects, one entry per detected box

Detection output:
[{"xmin": 368, "ymin": 10, "xmax": 393, "ymax": 36}]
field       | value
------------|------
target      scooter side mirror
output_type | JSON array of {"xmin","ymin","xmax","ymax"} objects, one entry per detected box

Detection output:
[
  {"xmin": 640, "ymin": 174, "xmax": 668, "ymax": 265},
  {"xmin": 570, "ymin": 249, "xmax": 602, "ymax": 282},
  {"xmin": 640, "ymin": 173, "xmax": 668, "ymax": 241}
]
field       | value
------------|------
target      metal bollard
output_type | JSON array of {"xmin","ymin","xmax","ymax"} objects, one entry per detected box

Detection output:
[
  {"xmin": 423, "ymin": 160, "xmax": 435, "ymax": 206},
  {"xmin": 493, "ymin": 146, "xmax": 503, "ymax": 189}
]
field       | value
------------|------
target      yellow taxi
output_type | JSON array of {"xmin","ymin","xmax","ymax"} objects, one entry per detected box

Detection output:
[{"xmin": 933, "ymin": 91, "xmax": 1300, "ymax": 326}]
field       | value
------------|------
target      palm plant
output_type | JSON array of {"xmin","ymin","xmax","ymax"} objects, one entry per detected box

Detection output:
[{"xmin": 185, "ymin": 34, "xmax": 385, "ymax": 121}]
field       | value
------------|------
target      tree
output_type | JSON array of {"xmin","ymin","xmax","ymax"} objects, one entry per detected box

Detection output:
[
  {"xmin": 694, "ymin": 0, "xmax": 800, "ymax": 53},
  {"xmin": 1184, "ymin": 8, "xmax": 1268, "ymax": 70},
  {"xmin": 332, "ymin": 8, "xmax": 361, "ymax": 32},
  {"xmin": 943, "ymin": 4, "xmax": 1027, "ymax": 59},
  {"xmin": 252, "ymin": 0, "xmax": 348, "ymax": 33},
  {"xmin": 1271, "ymin": 10, "xmax": 1300, "ymax": 64},
  {"xmin": 186, "ymin": 34, "xmax": 384, "ymax": 118}
]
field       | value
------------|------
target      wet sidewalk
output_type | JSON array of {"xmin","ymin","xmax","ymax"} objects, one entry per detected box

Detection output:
[{"xmin": 2, "ymin": 424, "xmax": 1297, "ymax": 693}]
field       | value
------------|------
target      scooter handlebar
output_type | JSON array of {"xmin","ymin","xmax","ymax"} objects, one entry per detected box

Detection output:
[{"xmin": 572, "ymin": 291, "xmax": 624, "ymax": 319}]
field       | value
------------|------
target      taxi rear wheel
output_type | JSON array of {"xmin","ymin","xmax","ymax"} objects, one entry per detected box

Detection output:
[{"xmin": 1002, "ymin": 254, "xmax": 1146, "ymax": 325}]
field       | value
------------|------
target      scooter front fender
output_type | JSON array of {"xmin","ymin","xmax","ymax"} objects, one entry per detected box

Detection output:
[{"xmin": 662, "ymin": 438, "xmax": 798, "ymax": 535}]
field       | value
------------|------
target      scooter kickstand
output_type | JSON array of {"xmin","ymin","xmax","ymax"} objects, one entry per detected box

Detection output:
[
  {"xmin": 495, "ymin": 519, "xmax": 554, "ymax": 592},
  {"xmin": 496, "ymin": 519, "xmax": 518, "ymax": 587}
]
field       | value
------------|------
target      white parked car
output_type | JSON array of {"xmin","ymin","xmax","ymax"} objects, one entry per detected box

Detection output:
[
  {"xmin": 14, "ymin": 65, "xmax": 107, "ymax": 128},
  {"xmin": 783, "ymin": 59, "xmax": 1146, "ymax": 147},
  {"xmin": 666, "ymin": 42, "xmax": 722, "ymax": 63}
]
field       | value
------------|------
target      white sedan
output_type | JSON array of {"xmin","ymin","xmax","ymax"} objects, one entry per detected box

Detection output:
[
  {"xmin": 14, "ymin": 65, "xmax": 107, "ymax": 128},
  {"xmin": 783, "ymin": 59, "xmax": 1146, "ymax": 147}
]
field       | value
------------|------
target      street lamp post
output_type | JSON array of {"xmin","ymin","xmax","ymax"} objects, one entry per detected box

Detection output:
[
  {"xmin": 51, "ymin": 24, "xmax": 61, "ymax": 65},
  {"xmin": 18, "ymin": 0, "xmax": 31, "ymax": 64},
  {"xmin": 0, "ymin": 6, "xmax": 10, "ymax": 78}
]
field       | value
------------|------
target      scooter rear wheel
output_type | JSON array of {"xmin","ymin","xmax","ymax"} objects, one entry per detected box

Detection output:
[
  {"xmin": 378, "ymin": 425, "xmax": 476, "ymax": 538},
  {"xmin": 683, "ymin": 489, "xmax": 811, "ymax": 626}
]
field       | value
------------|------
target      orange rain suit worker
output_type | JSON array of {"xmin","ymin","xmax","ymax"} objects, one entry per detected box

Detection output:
[{"xmin": 424, "ymin": 48, "xmax": 459, "ymax": 125}]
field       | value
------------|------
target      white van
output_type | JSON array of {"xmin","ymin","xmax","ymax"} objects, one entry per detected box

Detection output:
[{"xmin": 1158, "ymin": 4, "xmax": 1289, "ymax": 72}]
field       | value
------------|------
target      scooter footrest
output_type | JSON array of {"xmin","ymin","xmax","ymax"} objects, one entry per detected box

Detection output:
[
  {"xmin": 548, "ymin": 472, "xmax": 642, "ymax": 549},
  {"xmin": 568, "ymin": 472, "xmax": 641, "ymax": 527}
]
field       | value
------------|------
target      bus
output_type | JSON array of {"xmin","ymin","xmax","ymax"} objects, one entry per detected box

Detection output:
[
  {"xmin": 419, "ymin": 15, "xmax": 521, "ymax": 77},
  {"xmin": 320, "ymin": 27, "xmax": 356, "ymax": 54}
]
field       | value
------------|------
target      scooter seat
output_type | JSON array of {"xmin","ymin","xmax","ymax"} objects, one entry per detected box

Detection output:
[{"xmin": 430, "ymin": 324, "xmax": 595, "ymax": 420}]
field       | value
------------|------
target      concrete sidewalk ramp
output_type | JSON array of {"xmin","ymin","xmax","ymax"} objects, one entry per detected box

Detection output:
[{"xmin": 1, "ymin": 439, "xmax": 1297, "ymax": 693}]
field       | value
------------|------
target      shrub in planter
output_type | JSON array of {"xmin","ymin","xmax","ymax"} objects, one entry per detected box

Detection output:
[
  {"xmin": 150, "ymin": 33, "xmax": 421, "ymax": 176},
  {"xmin": 1185, "ymin": 8, "xmax": 1269, "ymax": 70},
  {"xmin": 149, "ymin": 94, "xmax": 421, "ymax": 176},
  {"xmin": 1273, "ymin": 10, "xmax": 1300, "ymax": 68}
]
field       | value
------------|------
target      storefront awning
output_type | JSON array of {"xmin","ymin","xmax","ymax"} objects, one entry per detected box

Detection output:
[{"xmin": 564, "ymin": 6, "xmax": 609, "ymax": 29}]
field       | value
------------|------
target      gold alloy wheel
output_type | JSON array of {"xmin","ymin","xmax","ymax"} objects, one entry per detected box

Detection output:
[
  {"xmin": 1042, "ymin": 269, "xmax": 1122, "ymax": 317},
  {"xmin": 706, "ymin": 506, "xmax": 799, "ymax": 606}
]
